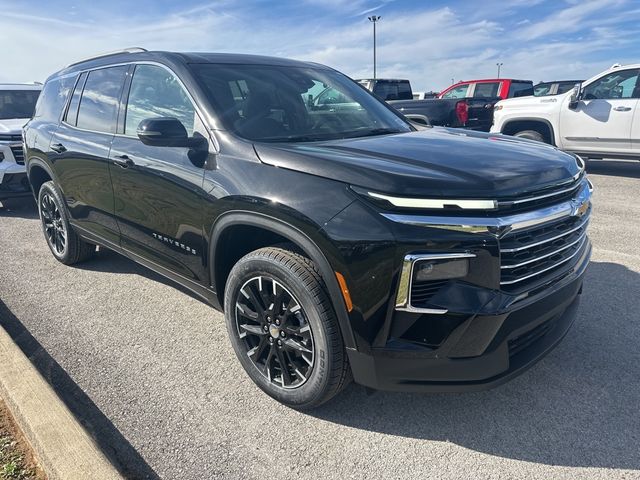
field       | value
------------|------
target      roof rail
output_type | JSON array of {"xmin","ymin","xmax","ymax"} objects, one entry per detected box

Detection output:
[{"xmin": 66, "ymin": 47, "xmax": 148, "ymax": 68}]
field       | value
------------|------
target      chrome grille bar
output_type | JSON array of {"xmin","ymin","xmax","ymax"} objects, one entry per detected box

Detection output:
[
  {"xmin": 501, "ymin": 228, "xmax": 588, "ymax": 270},
  {"xmin": 500, "ymin": 213, "xmax": 590, "ymax": 253},
  {"xmin": 500, "ymin": 235, "xmax": 588, "ymax": 285}
]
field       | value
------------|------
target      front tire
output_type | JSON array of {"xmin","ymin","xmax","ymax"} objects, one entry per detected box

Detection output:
[
  {"xmin": 38, "ymin": 181, "xmax": 95, "ymax": 265},
  {"xmin": 513, "ymin": 129, "xmax": 546, "ymax": 143},
  {"xmin": 224, "ymin": 247, "xmax": 351, "ymax": 409}
]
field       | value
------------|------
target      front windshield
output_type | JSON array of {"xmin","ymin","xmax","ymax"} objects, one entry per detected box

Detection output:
[
  {"xmin": 191, "ymin": 63, "xmax": 412, "ymax": 142},
  {"xmin": 0, "ymin": 90, "xmax": 40, "ymax": 120}
]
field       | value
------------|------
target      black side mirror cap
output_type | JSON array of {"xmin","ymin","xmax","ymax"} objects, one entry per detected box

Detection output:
[{"xmin": 137, "ymin": 117, "xmax": 198, "ymax": 148}]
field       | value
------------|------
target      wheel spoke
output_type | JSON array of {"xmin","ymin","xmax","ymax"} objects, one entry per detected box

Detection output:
[
  {"xmin": 283, "ymin": 337, "xmax": 313, "ymax": 354},
  {"xmin": 275, "ymin": 347, "xmax": 293, "ymax": 386},
  {"xmin": 241, "ymin": 284, "xmax": 265, "ymax": 314},
  {"xmin": 239, "ymin": 323, "xmax": 266, "ymax": 336}
]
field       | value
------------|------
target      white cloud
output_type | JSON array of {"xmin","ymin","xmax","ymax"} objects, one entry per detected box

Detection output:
[{"xmin": 0, "ymin": 0, "xmax": 638, "ymax": 93}]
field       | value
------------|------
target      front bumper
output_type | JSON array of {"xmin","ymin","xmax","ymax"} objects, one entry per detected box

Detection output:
[
  {"xmin": 0, "ymin": 143, "xmax": 30, "ymax": 200},
  {"xmin": 347, "ymin": 239, "xmax": 590, "ymax": 392}
]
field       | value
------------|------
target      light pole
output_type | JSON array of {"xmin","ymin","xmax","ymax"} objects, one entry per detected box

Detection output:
[
  {"xmin": 496, "ymin": 62, "xmax": 503, "ymax": 79},
  {"xmin": 368, "ymin": 15, "xmax": 381, "ymax": 79}
]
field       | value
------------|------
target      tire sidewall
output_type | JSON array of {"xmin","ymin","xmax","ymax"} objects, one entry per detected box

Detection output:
[
  {"xmin": 224, "ymin": 253, "xmax": 334, "ymax": 408},
  {"xmin": 514, "ymin": 130, "xmax": 545, "ymax": 143}
]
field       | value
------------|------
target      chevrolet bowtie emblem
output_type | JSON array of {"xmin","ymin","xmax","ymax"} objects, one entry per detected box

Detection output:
[{"xmin": 571, "ymin": 199, "xmax": 590, "ymax": 218}]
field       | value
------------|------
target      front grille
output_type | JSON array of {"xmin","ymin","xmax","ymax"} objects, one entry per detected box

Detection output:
[
  {"xmin": 9, "ymin": 145, "xmax": 24, "ymax": 165},
  {"xmin": 500, "ymin": 210, "xmax": 590, "ymax": 294},
  {"xmin": 496, "ymin": 176, "xmax": 583, "ymax": 214},
  {"xmin": 410, "ymin": 279, "xmax": 448, "ymax": 306},
  {"xmin": 0, "ymin": 134, "xmax": 22, "ymax": 142}
]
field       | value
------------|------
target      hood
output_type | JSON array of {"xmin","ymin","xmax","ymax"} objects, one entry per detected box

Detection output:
[
  {"xmin": 253, "ymin": 128, "xmax": 581, "ymax": 198},
  {"xmin": 0, "ymin": 118, "xmax": 29, "ymax": 135}
]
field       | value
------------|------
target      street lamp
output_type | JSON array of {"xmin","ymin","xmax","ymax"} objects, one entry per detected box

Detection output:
[
  {"xmin": 496, "ymin": 62, "xmax": 503, "ymax": 79},
  {"xmin": 368, "ymin": 15, "xmax": 381, "ymax": 79}
]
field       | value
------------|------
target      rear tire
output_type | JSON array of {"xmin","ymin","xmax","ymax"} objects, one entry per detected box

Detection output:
[
  {"xmin": 224, "ymin": 247, "xmax": 351, "ymax": 409},
  {"xmin": 513, "ymin": 130, "xmax": 546, "ymax": 143},
  {"xmin": 38, "ymin": 181, "xmax": 95, "ymax": 265}
]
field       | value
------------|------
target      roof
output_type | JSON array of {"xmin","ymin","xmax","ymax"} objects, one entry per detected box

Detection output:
[
  {"xmin": 55, "ymin": 49, "xmax": 330, "ymax": 79},
  {"xmin": 0, "ymin": 83, "xmax": 42, "ymax": 90}
]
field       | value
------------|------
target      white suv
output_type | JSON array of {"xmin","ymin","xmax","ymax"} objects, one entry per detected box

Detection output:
[
  {"xmin": 491, "ymin": 64, "xmax": 640, "ymax": 160},
  {"xmin": 0, "ymin": 83, "xmax": 41, "ymax": 208}
]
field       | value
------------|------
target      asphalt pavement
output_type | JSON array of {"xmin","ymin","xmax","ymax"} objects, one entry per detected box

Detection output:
[{"xmin": 0, "ymin": 160, "xmax": 639, "ymax": 479}]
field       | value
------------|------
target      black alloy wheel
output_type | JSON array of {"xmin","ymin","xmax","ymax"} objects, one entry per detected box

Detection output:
[
  {"xmin": 40, "ymin": 191, "xmax": 67, "ymax": 255},
  {"xmin": 235, "ymin": 275, "xmax": 315, "ymax": 389}
]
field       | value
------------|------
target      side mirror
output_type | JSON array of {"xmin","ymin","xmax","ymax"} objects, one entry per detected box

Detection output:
[
  {"xmin": 568, "ymin": 83, "xmax": 582, "ymax": 109},
  {"xmin": 137, "ymin": 117, "xmax": 204, "ymax": 148}
]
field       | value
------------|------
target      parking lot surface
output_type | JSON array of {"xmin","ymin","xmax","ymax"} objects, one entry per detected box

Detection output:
[{"xmin": 0, "ymin": 160, "xmax": 639, "ymax": 480}]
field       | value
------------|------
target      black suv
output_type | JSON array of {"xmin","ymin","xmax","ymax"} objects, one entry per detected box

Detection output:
[{"xmin": 24, "ymin": 49, "xmax": 592, "ymax": 408}]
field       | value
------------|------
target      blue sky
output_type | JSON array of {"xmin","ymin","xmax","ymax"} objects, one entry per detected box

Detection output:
[{"xmin": 2, "ymin": 0, "xmax": 638, "ymax": 91}]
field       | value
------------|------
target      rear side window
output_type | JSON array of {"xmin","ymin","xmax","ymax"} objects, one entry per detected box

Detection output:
[
  {"xmin": 76, "ymin": 66, "xmax": 128, "ymax": 133},
  {"xmin": 508, "ymin": 82, "xmax": 534, "ymax": 98},
  {"xmin": 33, "ymin": 77, "xmax": 73, "ymax": 122},
  {"xmin": 372, "ymin": 81, "xmax": 412, "ymax": 101},
  {"xmin": 473, "ymin": 82, "xmax": 500, "ymax": 98}
]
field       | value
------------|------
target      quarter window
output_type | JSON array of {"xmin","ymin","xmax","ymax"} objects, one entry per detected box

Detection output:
[
  {"xmin": 64, "ymin": 72, "xmax": 87, "ymax": 126},
  {"xmin": 583, "ymin": 69, "xmax": 640, "ymax": 100},
  {"xmin": 125, "ymin": 65, "xmax": 196, "ymax": 136},
  {"xmin": 76, "ymin": 66, "xmax": 127, "ymax": 133}
]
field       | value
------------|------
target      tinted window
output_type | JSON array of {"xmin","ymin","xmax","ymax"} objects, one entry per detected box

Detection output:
[
  {"xmin": 33, "ymin": 77, "xmax": 73, "ymax": 122},
  {"xmin": 441, "ymin": 84, "xmax": 469, "ymax": 99},
  {"xmin": 192, "ymin": 64, "xmax": 410, "ymax": 143},
  {"xmin": 557, "ymin": 82, "xmax": 578, "ymax": 94},
  {"xmin": 534, "ymin": 83, "xmax": 552, "ymax": 96},
  {"xmin": 473, "ymin": 82, "xmax": 500, "ymax": 98},
  {"xmin": 372, "ymin": 81, "xmax": 412, "ymax": 100},
  {"xmin": 583, "ymin": 69, "xmax": 640, "ymax": 100},
  {"xmin": 0, "ymin": 89, "xmax": 40, "ymax": 120},
  {"xmin": 76, "ymin": 66, "xmax": 127, "ymax": 133},
  {"xmin": 64, "ymin": 72, "xmax": 87, "ymax": 126},
  {"xmin": 125, "ymin": 65, "xmax": 196, "ymax": 136},
  {"xmin": 508, "ymin": 82, "xmax": 534, "ymax": 98}
]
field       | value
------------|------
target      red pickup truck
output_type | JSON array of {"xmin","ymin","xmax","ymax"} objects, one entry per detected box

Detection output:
[
  {"xmin": 389, "ymin": 78, "xmax": 533, "ymax": 131},
  {"xmin": 439, "ymin": 78, "xmax": 534, "ymax": 100}
]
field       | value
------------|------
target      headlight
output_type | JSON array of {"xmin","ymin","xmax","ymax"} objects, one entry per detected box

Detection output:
[
  {"xmin": 414, "ymin": 258, "xmax": 469, "ymax": 282},
  {"xmin": 351, "ymin": 186, "xmax": 497, "ymax": 211},
  {"xmin": 494, "ymin": 104, "xmax": 503, "ymax": 111}
]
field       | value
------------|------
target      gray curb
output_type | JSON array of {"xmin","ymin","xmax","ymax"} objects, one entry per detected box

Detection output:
[{"xmin": 0, "ymin": 324, "xmax": 123, "ymax": 480}]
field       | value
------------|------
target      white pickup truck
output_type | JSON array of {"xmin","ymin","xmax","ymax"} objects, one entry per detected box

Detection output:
[
  {"xmin": 491, "ymin": 64, "xmax": 640, "ymax": 160},
  {"xmin": 0, "ymin": 83, "xmax": 41, "ymax": 208}
]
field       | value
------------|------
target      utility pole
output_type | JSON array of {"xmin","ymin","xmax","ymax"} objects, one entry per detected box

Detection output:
[
  {"xmin": 368, "ymin": 16, "xmax": 381, "ymax": 79},
  {"xmin": 496, "ymin": 62, "xmax": 503, "ymax": 79}
]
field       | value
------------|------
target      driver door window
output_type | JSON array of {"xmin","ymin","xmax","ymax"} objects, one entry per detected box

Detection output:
[
  {"xmin": 125, "ymin": 64, "xmax": 197, "ymax": 136},
  {"xmin": 583, "ymin": 69, "xmax": 640, "ymax": 100},
  {"xmin": 441, "ymin": 84, "xmax": 469, "ymax": 99}
]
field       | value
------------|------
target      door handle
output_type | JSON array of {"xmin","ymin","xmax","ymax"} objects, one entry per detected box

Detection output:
[
  {"xmin": 50, "ymin": 143, "xmax": 66, "ymax": 153},
  {"xmin": 613, "ymin": 106, "xmax": 632, "ymax": 112},
  {"xmin": 112, "ymin": 154, "xmax": 134, "ymax": 168}
]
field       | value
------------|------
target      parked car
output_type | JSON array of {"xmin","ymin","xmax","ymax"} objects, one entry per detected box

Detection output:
[
  {"xmin": 0, "ymin": 83, "xmax": 41, "ymax": 208},
  {"xmin": 356, "ymin": 78, "xmax": 413, "ymax": 101},
  {"xmin": 389, "ymin": 78, "xmax": 534, "ymax": 131},
  {"xmin": 491, "ymin": 63, "xmax": 640, "ymax": 160},
  {"xmin": 25, "ymin": 49, "xmax": 591, "ymax": 408},
  {"xmin": 534, "ymin": 80, "xmax": 583, "ymax": 97}
]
